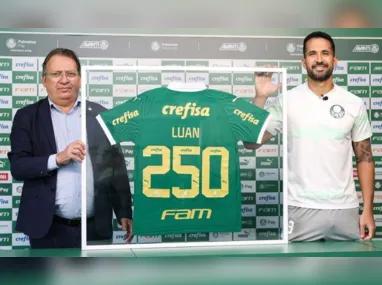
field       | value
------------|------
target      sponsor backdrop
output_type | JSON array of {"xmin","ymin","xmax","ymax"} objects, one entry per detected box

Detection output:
[{"xmin": 0, "ymin": 32, "xmax": 381, "ymax": 249}]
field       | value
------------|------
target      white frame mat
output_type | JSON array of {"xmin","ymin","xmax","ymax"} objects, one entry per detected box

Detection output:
[{"xmin": 80, "ymin": 65, "xmax": 288, "ymax": 251}]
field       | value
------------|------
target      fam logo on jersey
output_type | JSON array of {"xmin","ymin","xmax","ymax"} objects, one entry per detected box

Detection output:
[
  {"xmin": 80, "ymin": 40, "xmax": 109, "ymax": 50},
  {"xmin": 353, "ymin": 44, "xmax": 379, "ymax": 54},
  {"xmin": 330, "ymin": 105, "xmax": 345, "ymax": 119}
]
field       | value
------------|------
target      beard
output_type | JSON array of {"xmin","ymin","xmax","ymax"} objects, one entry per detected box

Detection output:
[{"xmin": 306, "ymin": 63, "xmax": 334, "ymax": 82}]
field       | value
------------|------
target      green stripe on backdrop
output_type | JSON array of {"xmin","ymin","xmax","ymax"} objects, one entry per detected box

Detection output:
[{"xmin": 0, "ymin": 29, "xmax": 382, "ymax": 38}]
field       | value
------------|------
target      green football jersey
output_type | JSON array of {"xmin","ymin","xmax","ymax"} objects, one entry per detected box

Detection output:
[{"xmin": 96, "ymin": 87, "xmax": 271, "ymax": 236}]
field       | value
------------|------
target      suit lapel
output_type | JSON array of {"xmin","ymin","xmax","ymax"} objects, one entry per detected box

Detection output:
[{"xmin": 40, "ymin": 98, "xmax": 57, "ymax": 152}]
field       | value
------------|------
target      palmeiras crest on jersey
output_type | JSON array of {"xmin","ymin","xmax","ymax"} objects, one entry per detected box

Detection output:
[{"xmin": 330, "ymin": 104, "xmax": 345, "ymax": 119}]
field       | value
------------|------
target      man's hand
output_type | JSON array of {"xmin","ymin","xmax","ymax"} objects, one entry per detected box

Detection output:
[
  {"xmin": 56, "ymin": 140, "xmax": 86, "ymax": 165},
  {"xmin": 254, "ymin": 66, "xmax": 282, "ymax": 99},
  {"xmin": 121, "ymin": 218, "xmax": 133, "ymax": 243},
  {"xmin": 360, "ymin": 211, "xmax": 376, "ymax": 240}
]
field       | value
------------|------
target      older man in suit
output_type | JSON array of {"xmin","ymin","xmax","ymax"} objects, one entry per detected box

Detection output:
[{"xmin": 8, "ymin": 48, "xmax": 133, "ymax": 249}]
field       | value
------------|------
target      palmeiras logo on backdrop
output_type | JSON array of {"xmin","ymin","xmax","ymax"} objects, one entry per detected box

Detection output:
[
  {"xmin": 330, "ymin": 104, "xmax": 345, "ymax": 119},
  {"xmin": 286, "ymin": 42, "xmax": 303, "ymax": 56},
  {"xmin": 6, "ymin": 39, "xmax": 17, "ymax": 49}
]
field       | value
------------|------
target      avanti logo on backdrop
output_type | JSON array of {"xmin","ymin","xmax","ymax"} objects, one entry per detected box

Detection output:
[
  {"xmin": 353, "ymin": 44, "xmax": 379, "ymax": 53},
  {"xmin": 219, "ymin": 42, "xmax": 247, "ymax": 52},
  {"xmin": 80, "ymin": 40, "xmax": 109, "ymax": 50}
]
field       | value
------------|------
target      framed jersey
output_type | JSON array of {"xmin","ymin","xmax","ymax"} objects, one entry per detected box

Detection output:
[{"xmin": 96, "ymin": 85, "xmax": 271, "ymax": 236}]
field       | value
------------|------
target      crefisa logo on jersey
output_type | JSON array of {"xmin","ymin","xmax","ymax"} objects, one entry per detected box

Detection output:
[{"xmin": 330, "ymin": 105, "xmax": 345, "ymax": 119}]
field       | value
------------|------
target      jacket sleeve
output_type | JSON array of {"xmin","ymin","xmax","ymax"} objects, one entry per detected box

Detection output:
[
  {"xmin": 107, "ymin": 144, "xmax": 133, "ymax": 221},
  {"xmin": 7, "ymin": 109, "xmax": 54, "ymax": 181}
]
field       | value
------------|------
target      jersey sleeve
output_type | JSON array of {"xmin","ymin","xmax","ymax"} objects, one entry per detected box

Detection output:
[
  {"xmin": 351, "ymin": 100, "xmax": 372, "ymax": 142},
  {"xmin": 96, "ymin": 97, "xmax": 142, "ymax": 145},
  {"xmin": 225, "ymin": 97, "xmax": 272, "ymax": 144}
]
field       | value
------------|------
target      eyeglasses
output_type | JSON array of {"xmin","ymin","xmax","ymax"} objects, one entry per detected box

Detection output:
[{"xmin": 44, "ymin": 71, "xmax": 80, "ymax": 79}]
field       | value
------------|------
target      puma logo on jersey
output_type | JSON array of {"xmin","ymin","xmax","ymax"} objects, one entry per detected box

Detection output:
[
  {"xmin": 112, "ymin": 110, "xmax": 139, "ymax": 125},
  {"xmin": 234, "ymin": 109, "xmax": 260, "ymax": 125},
  {"xmin": 162, "ymin": 103, "xmax": 210, "ymax": 119}
]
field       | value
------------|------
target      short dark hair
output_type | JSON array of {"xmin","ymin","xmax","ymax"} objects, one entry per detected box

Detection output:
[
  {"xmin": 303, "ymin": 31, "xmax": 336, "ymax": 57},
  {"xmin": 42, "ymin": 48, "xmax": 81, "ymax": 75}
]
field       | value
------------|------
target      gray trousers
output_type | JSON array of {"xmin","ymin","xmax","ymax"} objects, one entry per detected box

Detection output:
[{"xmin": 287, "ymin": 205, "xmax": 361, "ymax": 242}]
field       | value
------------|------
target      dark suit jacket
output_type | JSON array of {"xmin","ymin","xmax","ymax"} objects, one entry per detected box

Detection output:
[{"xmin": 7, "ymin": 97, "xmax": 132, "ymax": 240}]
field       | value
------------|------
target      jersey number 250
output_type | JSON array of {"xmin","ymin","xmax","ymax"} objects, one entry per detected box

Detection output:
[{"xmin": 142, "ymin": 146, "xmax": 229, "ymax": 199}]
